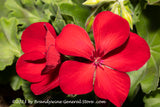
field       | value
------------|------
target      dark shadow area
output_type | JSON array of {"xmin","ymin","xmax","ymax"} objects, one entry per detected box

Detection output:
[
  {"xmin": 0, "ymin": 63, "xmax": 24, "ymax": 105},
  {"xmin": 142, "ymin": 5, "xmax": 160, "ymax": 32},
  {"xmin": 0, "ymin": 84, "xmax": 24, "ymax": 105},
  {"xmin": 35, "ymin": 91, "xmax": 109, "ymax": 107},
  {"xmin": 123, "ymin": 88, "xmax": 145, "ymax": 107}
]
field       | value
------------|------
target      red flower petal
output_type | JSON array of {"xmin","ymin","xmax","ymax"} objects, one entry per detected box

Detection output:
[
  {"xmin": 45, "ymin": 27, "xmax": 56, "ymax": 50},
  {"xmin": 103, "ymin": 32, "xmax": 150, "ymax": 72},
  {"xmin": 16, "ymin": 53, "xmax": 46, "ymax": 83},
  {"xmin": 22, "ymin": 51, "xmax": 45, "ymax": 61},
  {"xmin": 31, "ymin": 68, "xmax": 59, "ymax": 95},
  {"xmin": 21, "ymin": 22, "xmax": 56, "ymax": 53},
  {"xmin": 45, "ymin": 23, "xmax": 57, "ymax": 39},
  {"xmin": 59, "ymin": 61, "xmax": 95, "ymax": 94},
  {"xmin": 94, "ymin": 67, "xmax": 130, "ymax": 107},
  {"xmin": 42, "ymin": 45, "xmax": 60, "ymax": 74},
  {"xmin": 56, "ymin": 24, "xmax": 94, "ymax": 60},
  {"xmin": 93, "ymin": 11, "xmax": 130, "ymax": 57}
]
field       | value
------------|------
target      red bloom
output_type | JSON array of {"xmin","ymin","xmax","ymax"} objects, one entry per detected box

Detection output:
[
  {"xmin": 56, "ymin": 11, "xmax": 150, "ymax": 107},
  {"xmin": 16, "ymin": 22, "xmax": 60, "ymax": 95}
]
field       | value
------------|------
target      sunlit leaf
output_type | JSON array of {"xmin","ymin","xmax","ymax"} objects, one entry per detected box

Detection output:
[
  {"xmin": 143, "ymin": 88, "xmax": 160, "ymax": 107},
  {"xmin": 0, "ymin": 0, "xmax": 9, "ymax": 17},
  {"xmin": 5, "ymin": 0, "xmax": 50, "ymax": 27},
  {"xmin": 83, "ymin": 0, "xmax": 100, "ymax": 6},
  {"xmin": 0, "ymin": 17, "xmax": 22, "ymax": 70}
]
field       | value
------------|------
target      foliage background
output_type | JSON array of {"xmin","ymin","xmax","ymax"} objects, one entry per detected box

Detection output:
[{"xmin": 0, "ymin": 0, "xmax": 160, "ymax": 107}]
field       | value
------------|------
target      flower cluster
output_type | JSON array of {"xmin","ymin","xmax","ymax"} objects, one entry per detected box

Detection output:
[
  {"xmin": 16, "ymin": 11, "xmax": 150, "ymax": 107},
  {"xmin": 16, "ymin": 22, "xmax": 60, "ymax": 95}
]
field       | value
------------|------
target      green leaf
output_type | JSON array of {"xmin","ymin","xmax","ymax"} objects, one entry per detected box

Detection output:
[
  {"xmin": 43, "ymin": 0, "xmax": 90, "ymax": 31},
  {"xmin": 52, "ymin": 19, "xmax": 66, "ymax": 34},
  {"xmin": 72, "ymin": 0, "xmax": 86, "ymax": 5},
  {"xmin": 60, "ymin": 3, "xmax": 91, "ymax": 28},
  {"xmin": 132, "ymin": 0, "xmax": 147, "ymax": 24},
  {"xmin": 136, "ymin": 6, "xmax": 160, "ymax": 94},
  {"xmin": 147, "ymin": 0, "xmax": 160, "ymax": 5},
  {"xmin": 10, "ymin": 98, "xmax": 27, "ymax": 107},
  {"xmin": 143, "ymin": 88, "xmax": 160, "ymax": 107},
  {"xmin": 0, "ymin": 0, "xmax": 9, "ymax": 17},
  {"xmin": 0, "ymin": 17, "xmax": 22, "ymax": 70},
  {"xmin": 22, "ymin": 80, "xmax": 36, "ymax": 101},
  {"xmin": 42, "ymin": 0, "xmax": 73, "ymax": 4},
  {"xmin": 127, "ymin": 64, "xmax": 147, "ymax": 100},
  {"xmin": 10, "ymin": 75, "xmax": 23, "ymax": 91},
  {"xmin": 5, "ymin": 0, "xmax": 50, "ymax": 27},
  {"xmin": 133, "ymin": 3, "xmax": 142, "ymax": 25},
  {"xmin": 49, "ymin": 3, "xmax": 66, "ymax": 34}
]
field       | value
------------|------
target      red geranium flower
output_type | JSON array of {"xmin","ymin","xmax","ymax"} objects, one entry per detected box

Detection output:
[
  {"xmin": 56, "ymin": 11, "xmax": 150, "ymax": 107},
  {"xmin": 16, "ymin": 22, "xmax": 60, "ymax": 95}
]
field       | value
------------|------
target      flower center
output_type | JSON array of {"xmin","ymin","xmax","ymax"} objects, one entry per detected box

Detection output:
[{"xmin": 94, "ymin": 57, "xmax": 103, "ymax": 67}]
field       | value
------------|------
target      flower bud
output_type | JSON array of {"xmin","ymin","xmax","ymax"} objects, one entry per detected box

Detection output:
[
  {"xmin": 83, "ymin": 0, "xmax": 100, "ymax": 6},
  {"xmin": 120, "ymin": 1, "xmax": 133, "ymax": 29},
  {"xmin": 83, "ymin": 0, "xmax": 116, "ymax": 6},
  {"xmin": 110, "ymin": 2, "xmax": 121, "ymax": 15},
  {"xmin": 85, "ymin": 15, "xmax": 95, "ymax": 32}
]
